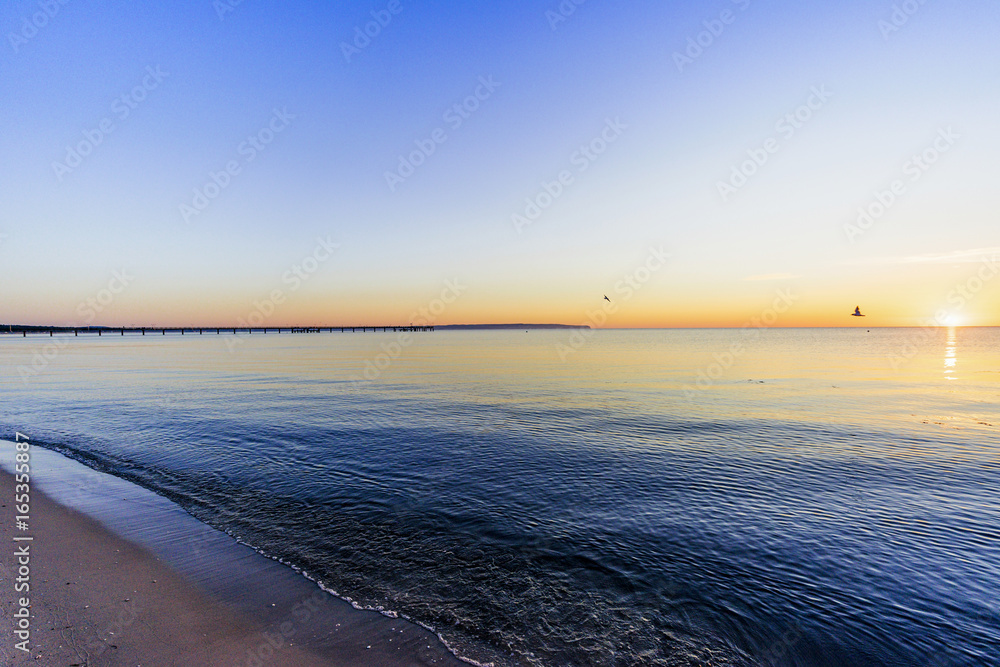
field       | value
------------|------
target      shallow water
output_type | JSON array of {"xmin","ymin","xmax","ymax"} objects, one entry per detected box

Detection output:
[{"xmin": 2, "ymin": 328, "xmax": 998, "ymax": 666}]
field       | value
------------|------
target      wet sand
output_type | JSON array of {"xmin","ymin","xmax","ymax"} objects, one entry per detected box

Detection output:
[
  {"xmin": 0, "ymin": 468, "xmax": 342, "ymax": 665},
  {"xmin": 0, "ymin": 459, "xmax": 468, "ymax": 666}
]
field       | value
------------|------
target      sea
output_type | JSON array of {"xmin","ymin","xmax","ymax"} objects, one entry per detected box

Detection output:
[{"xmin": 2, "ymin": 327, "xmax": 998, "ymax": 666}]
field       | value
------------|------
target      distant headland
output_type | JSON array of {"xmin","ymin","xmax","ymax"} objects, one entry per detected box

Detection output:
[{"xmin": 436, "ymin": 324, "xmax": 589, "ymax": 330}]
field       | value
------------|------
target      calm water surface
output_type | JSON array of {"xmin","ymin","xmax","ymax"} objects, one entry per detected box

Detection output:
[{"xmin": 2, "ymin": 328, "xmax": 998, "ymax": 666}]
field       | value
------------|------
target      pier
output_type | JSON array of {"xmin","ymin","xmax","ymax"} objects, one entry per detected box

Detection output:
[{"xmin": 4, "ymin": 325, "xmax": 434, "ymax": 337}]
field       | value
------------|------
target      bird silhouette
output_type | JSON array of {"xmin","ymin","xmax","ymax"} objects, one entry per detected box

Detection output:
[
  {"xmin": 603, "ymin": 295, "xmax": 611, "ymax": 303},
  {"xmin": 852, "ymin": 306, "xmax": 865, "ymax": 317}
]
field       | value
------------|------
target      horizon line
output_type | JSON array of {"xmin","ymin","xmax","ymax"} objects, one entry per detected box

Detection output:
[{"xmin": 1, "ymin": 323, "xmax": 995, "ymax": 332}]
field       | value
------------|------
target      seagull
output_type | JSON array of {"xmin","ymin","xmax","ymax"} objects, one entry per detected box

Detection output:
[
  {"xmin": 603, "ymin": 295, "xmax": 611, "ymax": 303},
  {"xmin": 852, "ymin": 306, "xmax": 865, "ymax": 317}
]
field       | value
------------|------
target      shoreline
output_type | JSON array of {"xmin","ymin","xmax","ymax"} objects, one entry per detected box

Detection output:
[{"xmin": 0, "ymin": 441, "xmax": 471, "ymax": 666}]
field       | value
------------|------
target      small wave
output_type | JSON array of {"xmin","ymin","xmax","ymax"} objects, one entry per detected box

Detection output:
[{"xmin": 222, "ymin": 528, "xmax": 492, "ymax": 666}]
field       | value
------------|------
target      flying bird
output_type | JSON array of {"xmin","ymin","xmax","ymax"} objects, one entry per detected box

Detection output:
[
  {"xmin": 852, "ymin": 306, "xmax": 865, "ymax": 317},
  {"xmin": 603, "ymin": 295, "xmax": 611, "ymax": 302}
]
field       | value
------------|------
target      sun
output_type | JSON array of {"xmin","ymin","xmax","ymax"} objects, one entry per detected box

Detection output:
[{"xmin": 942, "ymin": 314, "xmax": 966, "ymax": 327}]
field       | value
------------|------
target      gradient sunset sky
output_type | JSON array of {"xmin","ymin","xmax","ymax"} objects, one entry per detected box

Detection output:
[{"xmin": 2, "ymin": 0, "xmax": 997, "ymax": 328}]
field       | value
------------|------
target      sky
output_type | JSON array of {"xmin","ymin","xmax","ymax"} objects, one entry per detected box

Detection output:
[{"xmin": 1, "ymin": 0, "xmax": 998, "ymax": 328}]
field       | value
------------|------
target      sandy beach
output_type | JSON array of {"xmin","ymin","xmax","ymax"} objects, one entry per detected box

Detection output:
[
  {"xmin": 0, "ymin": 468, "xmax": 345, "ymax": 665},
  {"xmin": 0, "ymin": 462, "xmax": 467, "ymax": 667}
]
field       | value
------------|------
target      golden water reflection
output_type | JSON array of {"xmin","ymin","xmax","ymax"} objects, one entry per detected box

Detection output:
[{"xmin": 944, "ymin": 327, "xmax": 957, "ymax": 380}]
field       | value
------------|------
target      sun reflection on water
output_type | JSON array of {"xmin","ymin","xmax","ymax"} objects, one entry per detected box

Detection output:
[{"xmin": 944, "ymin": 326, "xmax": 957, "ymax": 380}]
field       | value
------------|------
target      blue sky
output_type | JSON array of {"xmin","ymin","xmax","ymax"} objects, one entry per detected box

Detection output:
[{"xmin": 2, "ymin": 0, "xmax": 998, "ymax": 326}]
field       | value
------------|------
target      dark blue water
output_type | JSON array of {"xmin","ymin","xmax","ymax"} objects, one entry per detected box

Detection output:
[{"xmin": 2, "ymin": 328, "xmax": 998, "ymax": 665}]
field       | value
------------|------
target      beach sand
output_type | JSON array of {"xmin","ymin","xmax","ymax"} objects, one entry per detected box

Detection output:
[{"xmin": 0, "ymin": 468, "xmax": 466, "ymax": 666}]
